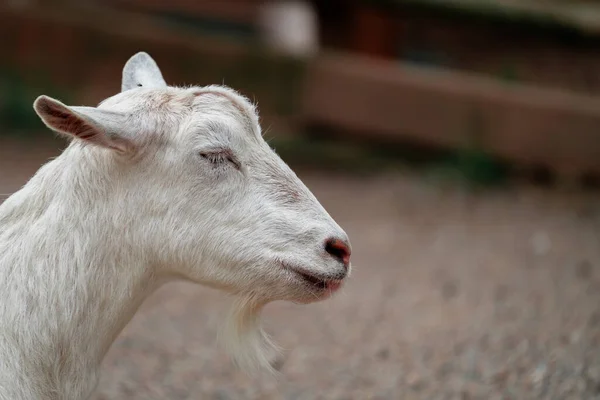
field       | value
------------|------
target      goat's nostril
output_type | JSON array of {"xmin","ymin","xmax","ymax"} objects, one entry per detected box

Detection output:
[{"xmin": 325, "ymin": 238, "xmax": 351, "ymax": 267}]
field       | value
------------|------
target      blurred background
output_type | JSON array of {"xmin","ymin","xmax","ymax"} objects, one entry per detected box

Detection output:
[{"xmin": 2, "ymin": 0, "xmax": 600, "ymax": 399}]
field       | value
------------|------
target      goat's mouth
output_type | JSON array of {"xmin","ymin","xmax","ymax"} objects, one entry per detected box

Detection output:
[{"xmin": 280, "ymin": 262, "xmax": 344, "ymax": 294}]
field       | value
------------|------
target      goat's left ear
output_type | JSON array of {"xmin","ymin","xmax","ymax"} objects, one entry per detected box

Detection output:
[
  {"xmin": 33, "ymin": 95, "xmax": 134, "ymax": 153},
  {"xmin": 121, "ymin": 52, "xmax": 167, "ymax": 92}
]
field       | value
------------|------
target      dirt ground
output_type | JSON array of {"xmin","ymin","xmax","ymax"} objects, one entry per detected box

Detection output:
[{"xmin": 2, "ymin": 139, "xmax": 600, "ymax": 399}]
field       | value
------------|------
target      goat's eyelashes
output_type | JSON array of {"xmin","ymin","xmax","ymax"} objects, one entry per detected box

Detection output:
[{"xmin": 199, "ymin": 149, "xmax": 241, "ymax": 170}]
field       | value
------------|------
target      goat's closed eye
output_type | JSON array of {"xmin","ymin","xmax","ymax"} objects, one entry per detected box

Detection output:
[{"xmin": 199, "ymin": 149, "xmax": 241, "ymax": 170}]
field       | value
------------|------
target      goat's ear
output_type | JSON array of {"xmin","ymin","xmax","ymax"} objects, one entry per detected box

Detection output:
[
  {"xmin": 121, "ymin": 51, "xmax": 167, "ymax": 92},
  {"xmin": 33, "ymin": 95, "xmax": 133, "ymax": 153}
]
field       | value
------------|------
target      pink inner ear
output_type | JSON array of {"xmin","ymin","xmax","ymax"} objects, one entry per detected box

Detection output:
[
  {"xmin": 35, "ymin": 97, "xmax": 133, "ymax": 154},
  {"xmin": 40, "ymin": 101, "xmax": 101, "ymax": 142}
]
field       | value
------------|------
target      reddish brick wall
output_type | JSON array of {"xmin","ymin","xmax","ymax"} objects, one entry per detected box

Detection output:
[
  {"xmin": 106, "ymin": 0, "xmax": 262, "ymax": 24},
  {"xmin": 303, "ymin": 53, "xmax": 600, "ymax": 176},
  {"xmin": 319, "ymin": 3, "xmax": 600, "ymax": 97},
  {"xmin": 393, "ymin": 11, "xmax": 600, "ymax": 96}
]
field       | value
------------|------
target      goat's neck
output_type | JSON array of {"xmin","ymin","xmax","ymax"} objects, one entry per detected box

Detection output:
[{"xmin": 0, "ymin": 147, "xmax": 162, "ymax": 399}]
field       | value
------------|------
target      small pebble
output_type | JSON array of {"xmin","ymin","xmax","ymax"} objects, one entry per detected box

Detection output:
[
  {"xmin": 531, "ymin": 231, "xmax": 551, "ymax": 255},
  {"xmin": 588, "ymin": 366, "xmax": 600, "ymax": 380},
  {"xmin": 528, "ymin": 363, "xmax": 547, "ymax": 389},
  {"xmin": 405, "ymin": 372, "xmax": 424, "ymax": 390}
]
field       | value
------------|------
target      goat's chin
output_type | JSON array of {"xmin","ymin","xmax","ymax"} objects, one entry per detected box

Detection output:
[
  {"xmin": 219, "ymin": 295, "xmax": 282, "ymax": 375},
  {"xmin": 217, "ymin": 283, "xmax": 338, "ymax": 373}
]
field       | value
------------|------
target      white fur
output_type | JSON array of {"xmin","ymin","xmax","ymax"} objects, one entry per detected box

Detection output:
[{"xmin": 0, "ymin": 52, "xmax": 350, "ymax": 399}]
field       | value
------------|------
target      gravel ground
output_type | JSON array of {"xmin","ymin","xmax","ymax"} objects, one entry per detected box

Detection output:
[{"xmin": 2, "ymin": 139, "xmax": 600, "ymax": 399}]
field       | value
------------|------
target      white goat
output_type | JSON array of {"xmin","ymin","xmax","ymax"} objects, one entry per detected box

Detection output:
[{"xmin": 0, "ymin": 52, "xmax": 351, "ymax": 400}]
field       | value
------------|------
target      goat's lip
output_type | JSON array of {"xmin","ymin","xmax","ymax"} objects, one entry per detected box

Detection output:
[{"xmin": 280, "ymin": 262, "xmax": 344, "ymax": 292}]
